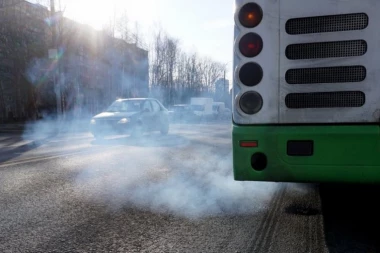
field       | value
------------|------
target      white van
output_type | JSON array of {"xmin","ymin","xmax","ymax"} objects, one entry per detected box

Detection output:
[{"xmin": 190, "ymin": 97, "xmax": 214, "ymax": 119}]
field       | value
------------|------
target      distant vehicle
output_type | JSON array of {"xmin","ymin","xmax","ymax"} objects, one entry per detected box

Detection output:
[
  {"xmin": 190, "ymin": 97, "xmax": 214, "ymax": 119},
  {"xmin": 169, "ymin": 104, "xmax": 196, "ymax": 122},
  {"xmin": 89, "ymin": 98, "xmax": 169, "ymax": 139}
]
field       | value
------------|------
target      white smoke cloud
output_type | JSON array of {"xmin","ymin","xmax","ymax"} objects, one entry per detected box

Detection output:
[
  {"xmin": 74, "ymin": 135, "xmax": 276, "ymax": 219},
  {"xmin": 22, "ymin": 55, "xmax": 276, "ymax": 220}
]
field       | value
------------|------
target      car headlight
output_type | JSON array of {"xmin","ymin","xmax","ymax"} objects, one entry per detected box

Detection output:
[
  {"xmin": 118, "ymin": 118, "xmax": 129, "ymax": 124},
  {"xmin": 90, "ymin": 119, "xmax": 96, "ymax": 124}
]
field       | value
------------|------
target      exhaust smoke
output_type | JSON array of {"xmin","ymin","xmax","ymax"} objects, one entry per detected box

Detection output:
[
  {"xmin": 74, "ymin": 134, "xmax": 276, "ymax": 219},
  {"xmin": 18, "ymin": 56, "xmax": 276, "ymax": 220}
]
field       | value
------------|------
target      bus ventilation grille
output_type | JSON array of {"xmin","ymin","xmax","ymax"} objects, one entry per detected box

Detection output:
[
  {"xmin": 285, "ymin": 40, "xmax": 367, "ymax": 60},
  {"xmin": 285, "ymin": 13, "xmax": 368, "ymax": 35},
  {"xmin": 285, "ymin": 91, "xmax": 365, "ymax": 108},
  {"xmin": 285, "ymin": 66, "xmax": 366, "ymax": 84}
]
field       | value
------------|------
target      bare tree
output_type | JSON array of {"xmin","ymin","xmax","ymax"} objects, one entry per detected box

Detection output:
[
  {"xmin": 0, "ymin": 2, "xmax": 48, "ymax": 120},
  {"xmin": 131, "ymin": 22, "xmax": 142, "ymax": 47},
  {"xmin": 102, "ymin": 5, "xmax": 117, "ymax": 38},
  {"xmin": 151, "ymin": 28, "xmax": 165, "ymax": 86},
  {"xmin": 200, "ymin": 57, "xmax": 225, "ymax": 93},
  {"xmin": 164, "ymin": 36, "xmax": 178, "ymax": 104},
  {"xmin": 116, "ymin": 10, "xmax": 131, "ymax": 42},
  {"xmin": 148, "ymin": 26, "xmax": 227, "ymax": 105}
]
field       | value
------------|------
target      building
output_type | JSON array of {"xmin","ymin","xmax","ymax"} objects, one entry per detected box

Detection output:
[
  {"xmin": 0, "ymin": 0, "xmax": 149, "ymax": 122},
  {"xmin": 215, "ymin": 78, "xmax": 229, "ymax": 93},
  {"xmin": 0, "ymin": 0, "xmax": 49, "ymax": 122},
  {"xmin": 54, "ymin": 21, "xmax": 149, "ymax": 117}
]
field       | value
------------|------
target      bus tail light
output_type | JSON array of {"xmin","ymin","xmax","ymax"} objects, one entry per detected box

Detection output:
[
  {"xmin": 238, "ymin": 2, "xmax": 263, "ymax": 28},
  {"xmin": 239, "ymin": 62, "xmax": 263, "ymax": 86},
  {"xmin": 239, "ymin": 33, "xmax": 263, "ymax": 58},
  {"xmin": 239, "ymin": 91, "xmax": 263, "ymax": 114},
  {"xmin": 240, "ymin": 141, "xmax": 258, "ymax": 147}
]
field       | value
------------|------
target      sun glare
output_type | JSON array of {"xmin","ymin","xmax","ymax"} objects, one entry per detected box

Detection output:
[
  {"xmin": 64, "ymin": 0, "xmax": 112, "ymax": 29},
  {"xmin": 63, "ymin": 0, "xmax": 157, "ymax": 30}
]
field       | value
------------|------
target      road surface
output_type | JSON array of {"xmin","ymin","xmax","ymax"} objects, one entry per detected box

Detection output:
[{"xmin": 0, "ymin": 123, "xmax": 378, "ymax": 252}]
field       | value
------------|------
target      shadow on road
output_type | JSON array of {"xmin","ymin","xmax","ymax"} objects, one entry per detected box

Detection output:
[
  {"xmin": 1, "ymin": 135, "xmax": 24, "ymax": 147},
  {"xmin": 320, "ymin": 184, "xmax": 380, "ymax": 252},
  {"xmin": 0, "ymin": 134, "xmax": 57, "ymax": 164},
  {"xmin": 90, "ymin": 133, "xmax": 190, "ymax": 148}
]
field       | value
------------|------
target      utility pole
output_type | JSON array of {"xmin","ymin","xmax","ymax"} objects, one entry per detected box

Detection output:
[
  {"xmin": 223, "ymin": 61, "xmax": 231, "ymax": 103},
  {"xmin": 223, "ymin": 70, "xmax": 226, "ymax": 93},
  {"xmin": 50, "ymin": 0, "xmax": 62, "ymax": 119}
]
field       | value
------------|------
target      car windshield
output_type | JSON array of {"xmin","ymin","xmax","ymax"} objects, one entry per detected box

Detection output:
[{"xmin": 106, "ymin": 100, "xmax": 143, "ymax": 112}]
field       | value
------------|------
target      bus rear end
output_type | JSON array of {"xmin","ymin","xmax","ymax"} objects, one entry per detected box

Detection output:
[{"xmin": 232, "ymin": 0, "xmax": 380, "ymax": 183}]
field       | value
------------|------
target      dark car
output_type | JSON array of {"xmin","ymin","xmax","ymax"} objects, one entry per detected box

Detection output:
[
  {"xmin": 90, "ymin": 98, "xmax": 169, "ymax": 139},
  {"xmin": 169, "ymin": 104, "xmax": 196, "ymax": 122}
]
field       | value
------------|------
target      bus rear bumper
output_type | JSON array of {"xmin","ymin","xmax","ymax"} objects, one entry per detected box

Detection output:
[{"xmin": 233, "ymin": 124, "xmax": 380, "ymax": 184}]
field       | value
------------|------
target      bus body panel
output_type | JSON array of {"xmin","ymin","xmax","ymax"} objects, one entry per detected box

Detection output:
[
  {"xmin": 233, "ymin": 124, "xmax": 380, "ymax": 183},
  {"xmin": 233, "ymin": 0, "xmax": 380, "ymax": 183},
  {"xmin": 279, "ymin": 0, "xmax": 380, "ymax": 124},
  {"xmin": 233, "ymin": 0, "xmax": 280, "ymax": 124}
]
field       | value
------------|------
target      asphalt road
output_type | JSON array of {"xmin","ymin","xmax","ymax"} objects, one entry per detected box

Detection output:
[{"xmin": 0, "ymin": 123, "xmax": 379, "ymax": 252}]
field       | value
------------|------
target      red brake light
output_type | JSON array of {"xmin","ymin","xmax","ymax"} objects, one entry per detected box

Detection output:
[
  {"xmin": 240, "ymin": 141, "xmax": 258, "ymax": 147},
  {"xmin": 239, "ymin": 33, "xmax": 263, "ymax": 58}
]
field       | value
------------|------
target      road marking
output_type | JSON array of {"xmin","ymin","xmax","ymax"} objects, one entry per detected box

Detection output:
[{"xmin": 0, "ymin": 145, "xmax": 123, "ymax": 168}]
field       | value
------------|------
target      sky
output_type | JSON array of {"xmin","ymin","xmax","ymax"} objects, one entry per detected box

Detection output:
[{"xmin": 39, "ymin": 0, "xmax": 235, "ymax": 81}]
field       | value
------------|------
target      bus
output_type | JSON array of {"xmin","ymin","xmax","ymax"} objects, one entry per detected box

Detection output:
[{"xmin": 232, "ymin": 0, "xmax": 378, "ymax": 183}]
